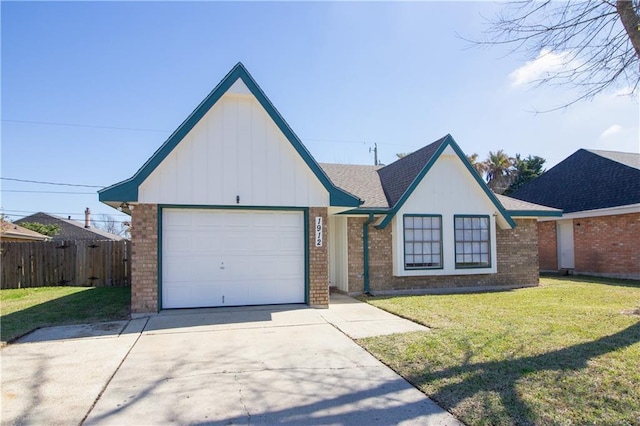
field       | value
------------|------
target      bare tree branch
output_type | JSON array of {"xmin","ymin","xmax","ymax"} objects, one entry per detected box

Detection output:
[{"xmin": 467, "ymin": 0, "xmax": 640, "ymax": 110}]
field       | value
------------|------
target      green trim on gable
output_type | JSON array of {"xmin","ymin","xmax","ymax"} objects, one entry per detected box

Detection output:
[
  {"xmin": 99, "ymin": 63, "xmax": 360, "ymax": 208},
  {"xmin": 375, "ymin": 135, "xmax": 517, "ymax": 230}
]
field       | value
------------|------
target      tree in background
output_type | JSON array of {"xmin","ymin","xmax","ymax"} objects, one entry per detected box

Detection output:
[
  {"xmin": 19, "ymin": 222, "xmax": 60, "ymax": 237},
  {"xmin": 478, "ymin": 1, "xmax": 640, "ymax": 108},
  {"xmin": 485, "ymin": 150, "xmax": 516, "ymax": 194},
  {"xmin": 467, "ymin": 153, "xmax": 488, "ymax": 176},
  {"xmin": 506, "ymin": 154, "xmax": 546, "ymax": 194},
  {"xmin": 92, "ymin": 213, "xmax": 129, "ymax": 237}
]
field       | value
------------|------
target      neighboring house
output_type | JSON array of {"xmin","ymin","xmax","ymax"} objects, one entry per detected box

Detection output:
[
  {"xmin": 0, "ymin": 220, "xmax": 51, "ymax": 242},
  {"xmin": 15, "ymin": 210, "xmax": 124, "ymax": 242},
  {"xmin": 510, "ymin": 149, "xmax": 640, "ymax": 280},
  {"xmin": 100, "ymin": 62, "xmax": 560, "ymax": 314}
]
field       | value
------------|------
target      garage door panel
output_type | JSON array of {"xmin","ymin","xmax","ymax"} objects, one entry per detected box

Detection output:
[{"xmin": 162, "ymin": 209, "xmax": 305, "ymax": 309}]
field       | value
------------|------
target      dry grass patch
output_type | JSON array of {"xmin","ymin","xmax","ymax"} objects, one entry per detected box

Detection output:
[{"xmin": 358, "ymin": 276, "xmax": 640, "ymax": 425}]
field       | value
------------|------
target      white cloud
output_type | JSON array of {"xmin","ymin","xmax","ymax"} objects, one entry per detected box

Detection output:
[
  {"xmin": 599, "ymin": 124, "xmax": 623, "ymax": 139},
  {"xmin": 509, "ymin": 49, "xmax": 573, "ymax": 87}
]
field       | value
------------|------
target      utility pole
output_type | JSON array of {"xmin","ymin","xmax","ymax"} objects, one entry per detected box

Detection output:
[{"xmin": 369, "ymin": 143, "xmax": 379, "ymax": 165}]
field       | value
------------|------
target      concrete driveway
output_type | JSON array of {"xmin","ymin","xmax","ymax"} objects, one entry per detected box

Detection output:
[{"xmin": 1, "ymin": 295, "xmax": 461, "ymax": 425}]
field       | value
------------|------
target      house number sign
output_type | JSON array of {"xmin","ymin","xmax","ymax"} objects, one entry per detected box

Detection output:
[{"xmin": 315, "ymin": 217, "xmax": 323, "ymax": 247}]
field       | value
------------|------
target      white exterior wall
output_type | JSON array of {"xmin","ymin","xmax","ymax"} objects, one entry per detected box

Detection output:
[
  {"xmin": 392, "ymin": 148, "xmax": 499, "ymax": 276},
  {"xmin": 139, "ymin": 81, "xmax": 329, "ymax": 207},
  {"xmin": 328, "ymin": 216, "xmax": 348, "ymax": 291}
]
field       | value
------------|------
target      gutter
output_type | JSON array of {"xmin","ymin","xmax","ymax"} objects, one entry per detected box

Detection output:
[{"xmin": 363, "ymin": 213, "xmax": 375, "ymax": 294}]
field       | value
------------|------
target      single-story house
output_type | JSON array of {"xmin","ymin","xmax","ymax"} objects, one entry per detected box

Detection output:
[
  {"xmin": 0, "ymin": 220, "xmax": 51, "ymax": 242},
  {"xmin": 100, "ymin": 63, "xmax": 560, "ymax": 313},
  {"xmin": 510, "ymin": 149, "xmax": 640, "ymax": 280},
  {"xmin": 16, "ymin": 210, "xmax": 124, "ymax": 242}
]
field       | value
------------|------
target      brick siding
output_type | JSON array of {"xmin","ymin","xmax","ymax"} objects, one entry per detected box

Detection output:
[
  {"xmin": 308, "ymin": 207, "xmax": 329, "ymax": 307},
  {"xmin": 537, "ymin": 221, "xmax": 558, "ymax": 271},
  {"xmin": 346, "ymin": 217, "xmax": 539, "ymax": 293},
  {"xmin": 130, "ymin": 204, "xmax": 158, "ymax": 313},
  {"xmin": 573, "ymin": 213, "xmax": 640, "ymax": 279}
]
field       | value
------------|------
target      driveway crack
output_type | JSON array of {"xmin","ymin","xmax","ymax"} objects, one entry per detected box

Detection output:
[
  {"xmin": 233, "ymin": 374, "xmax": 252, "ymax": 423},
  {"xmin": 79, "ymin": 317, "xmax": 149, "ymax": 425}
]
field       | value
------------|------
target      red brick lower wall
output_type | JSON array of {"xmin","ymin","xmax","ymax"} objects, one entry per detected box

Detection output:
[
  {"xmin": 573, "ymin": 213, "xmax": 640, "ymax": 279},
  {"xmin": 308, "ymin": 208, "xmax": 329, "ymax": 307},
  {"xmin": 131, "ymin": 204, "xmax": 158, "ymax": 313},
  {"xmin": 346, "ymin": 217, "xmax": 539, "ymax": 293},
  {"xmin": 537, "ymin": 221, "xmax": 558, "ymax": 271},
  {"xmin": 131, "ymin": 206, "xmax": 329, "ymax": 312}
]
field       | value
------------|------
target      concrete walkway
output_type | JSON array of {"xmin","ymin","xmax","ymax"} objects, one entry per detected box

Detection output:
[{"xmin": 2, "ymin": 295, "xmax": 458, "ymax": 425}]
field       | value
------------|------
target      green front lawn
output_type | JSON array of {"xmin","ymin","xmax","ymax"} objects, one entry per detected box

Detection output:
[
  {"xmin": 1, "ymin": 286, "xmax": 130, "ymax": 343},
  {"xmin": 359, "ymin": 276, "xmax": 640, "ymax": 425}
]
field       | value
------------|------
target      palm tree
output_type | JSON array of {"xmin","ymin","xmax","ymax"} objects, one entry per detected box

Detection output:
[
  {"xmin": 484, "ymin": 150, "xmax": 515, "ymax": 194},
  {"xmin": 467, "ymin": 153, "xmax": 487, "ymax": 178}
]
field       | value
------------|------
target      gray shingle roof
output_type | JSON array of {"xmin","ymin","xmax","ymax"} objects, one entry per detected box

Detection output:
[
  {"xmin": 377, "ymin": 137, "xmax": 447, "ymax": 207},
  {"xmin": 494, "ymin": 194, "xmax": 561, "ymax": 214},
  {"xmin": 510, "ymin": 149, "xmax": 640, "ymax": 213},
  {"xmin": 319, "ymin": 164, "xmax": 388, "ymax": 208},
  {"xmin": 587, "ymin": 149, "xmax": 639, "ymax": 170},
  {"xmin": 15, "ymin": 212, "xmax": 125, "ymax": 241}
]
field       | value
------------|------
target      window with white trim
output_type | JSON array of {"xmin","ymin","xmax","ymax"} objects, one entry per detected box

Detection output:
[
  {"xmin": 403, "ymin": 215, "xmax": 442, "ymax": 269},
  {"xmin": 455, "ymin": 215, "xmax": 491, "ymax": 268}
]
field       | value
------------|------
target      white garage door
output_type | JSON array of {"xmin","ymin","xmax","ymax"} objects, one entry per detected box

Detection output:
[{"xmin": 162, "ymin": 209, "xmax": 305, "ymax": 309}]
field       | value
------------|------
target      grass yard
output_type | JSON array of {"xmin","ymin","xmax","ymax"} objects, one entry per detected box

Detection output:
[
  {"xmin": 0, "ymin": 286, "xmax": 130, "ymax": 343},
  {"xmin": 358, "ymin": 276, "xmax": 640, "ymax": 425}
]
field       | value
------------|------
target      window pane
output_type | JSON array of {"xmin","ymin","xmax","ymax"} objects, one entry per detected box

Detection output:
[
  {"xmin": 480, "ymin": 229, "xmax": 489, "ymax": 240},
  {"xmin": 480, "ymin": 218, "xmax": 488, "ymax": 229},
  {"xmin": 464, "ymin": 217, "xmax": 472, "ymax": 228},
  {"xmin": 472, "ymin": 242, "xmax": 480, "ymax": 253},
  {"xmin": 473, "ymin": 230, "xmax": 481, "ymax": 240},
  {"xmin": 480, "ymin": 242, "xmax": 489, "ymax": 254},
  {"xmin": 404, "ymin": 215, "xmax": 441, "ymax": 268},
  {"xmin": 481, "ymin": 254, "xmax": 489, "ymax": 264}
]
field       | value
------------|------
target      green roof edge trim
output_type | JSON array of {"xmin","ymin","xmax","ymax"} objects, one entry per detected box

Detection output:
[
  {"xmin": 375, "ymin": 134, "xmax": 517, "ymax": 229},
  {"xmin": 99, "ymin": 62, "xmax": 360, "ymax": 208}
]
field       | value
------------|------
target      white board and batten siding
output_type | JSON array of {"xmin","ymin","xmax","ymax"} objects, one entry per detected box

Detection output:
[
  {"xmin": 162, "ymin": 208, "xmax": 305, "ymax": 308},
  {"xmin": 392, "ymin": 146, "xmax": 499, "ymax": 276},
  {"xmin": 138, "ymin": 80, "xmax": 330, "ymax": 208}
]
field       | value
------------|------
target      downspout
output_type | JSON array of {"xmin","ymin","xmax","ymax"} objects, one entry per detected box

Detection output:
[{"xmin": 363, "ymin": 213, "xmax": 374, "ymax": 294}]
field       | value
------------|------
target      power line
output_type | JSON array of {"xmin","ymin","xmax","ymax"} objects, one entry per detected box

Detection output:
[
  {"xmin": 2, "ymin": 119, "xmax": 171, "ymax": 133},
  {"xmin": 1, "ymin": 213, "xmax": 128, "ymax": 223},
  {"xmin": 1, "ymin": 209, "xmax": 129, "ymax": 217},
  {"xmin": 1, "ymin": 177, "xmax": 104, "ymax": 188},
  {"xmin": 1, "ymin": 190, "xmax": 96, "ymax": 195}
]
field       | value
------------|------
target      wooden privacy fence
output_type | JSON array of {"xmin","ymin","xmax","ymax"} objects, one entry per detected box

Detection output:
[{"xmin": 0, "ymin": 240, "xmax": 131, "ymax": 289}]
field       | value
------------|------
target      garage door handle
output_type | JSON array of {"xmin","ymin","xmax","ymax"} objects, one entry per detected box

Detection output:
[{"xmin": 220, "ymin": 262, "xmax": 225, "ymax": 270}]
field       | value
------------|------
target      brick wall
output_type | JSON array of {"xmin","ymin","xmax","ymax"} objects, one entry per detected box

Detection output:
[
  {"xmin": 537, "ymin": 221, "xmax": 558, "ymax": 271},
  {"xmin": 309, "ymin": 207, "xmax": 329, "ymax": 307},
  {"xmin": 573, "ymin": 213, "xmax": 640, "ymax": 279},
  {"xmin": 346, "ymin": 217, "xmax": 539, "ymax": 293},
  {"xmin": 131, "ymin": 204, "xmax": 158, "ymax": 313}
]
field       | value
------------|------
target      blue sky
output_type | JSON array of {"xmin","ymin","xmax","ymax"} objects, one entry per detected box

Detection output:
[{"xmin": 2, "ymin": 1, "xmax": 638, "ymax": 228}]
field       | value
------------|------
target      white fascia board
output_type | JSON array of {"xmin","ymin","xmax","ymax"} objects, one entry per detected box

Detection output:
[{"xmin": 538, "ymin": 203, "xmax": 640, "ymax": 221}]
